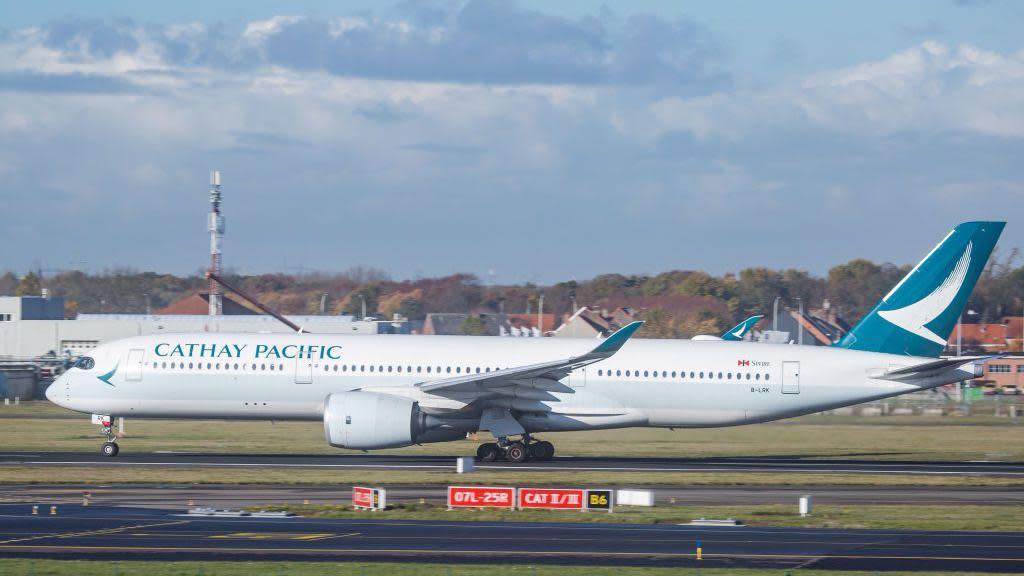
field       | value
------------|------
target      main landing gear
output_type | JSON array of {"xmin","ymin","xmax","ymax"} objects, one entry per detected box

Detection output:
[
  {"xmin": 475, "ymin": 435, "xmax": 554, "ymax": 463},
  {"xmin": 98, "ymin": 417, "xmax": 121, "ymax": 457}
]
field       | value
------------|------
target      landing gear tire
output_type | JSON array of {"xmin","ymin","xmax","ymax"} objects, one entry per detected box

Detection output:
[
  {"xmin": 530, "ymin": 441, "xmax": 554, "ymax": 461},
  {"xmin": 101, "ymin": 442, "xmax": 119, "ymax": 457},
  {"xmin": 476, "ymin": 443, "xmax": 500, "ymax": 462},
  {"xmin": 505, "ymin": 442, "xmax": 528, "ymax": 463}
]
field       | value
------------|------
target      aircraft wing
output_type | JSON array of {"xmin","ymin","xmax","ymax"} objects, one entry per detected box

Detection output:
[{"xmin": 417, "ymin": 321, "xmax": 643, "ymax": 394}]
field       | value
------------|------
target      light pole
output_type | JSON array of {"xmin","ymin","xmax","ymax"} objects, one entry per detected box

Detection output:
[
  {"xmin": 796, "ymin": 297, "xmax": 804, "ymax": 345},
  {"xmin": 956, "ymin": 309, "xmax": 978, "ymax": 357},
  {"xmin": 772, "ymin": 296, "xmax": 781, "ymax": 332}
]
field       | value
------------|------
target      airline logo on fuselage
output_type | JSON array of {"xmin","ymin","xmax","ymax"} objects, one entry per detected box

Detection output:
[
  {"xmin": 154, "ymin": 342, "xmax": 342, "ymax": 360},
  {"xmin": 737, "ymin": 359, "xmax": 770, "ymax": 367}
]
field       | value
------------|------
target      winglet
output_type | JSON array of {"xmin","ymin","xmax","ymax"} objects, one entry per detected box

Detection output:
[{"xmin": 591, "ymin": 321, "xmax": 644, "ymax": 356}]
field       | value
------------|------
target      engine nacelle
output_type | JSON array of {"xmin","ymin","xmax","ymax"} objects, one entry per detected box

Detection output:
[{"xmin": 324, "ymin": 391, "xmax": 425, "ymax": 450}]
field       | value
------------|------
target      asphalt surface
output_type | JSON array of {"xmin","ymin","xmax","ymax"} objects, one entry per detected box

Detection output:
[
  {"xmin": 4, "ymin": 451, "xmax": 1024, "ymax": 476},
  {"xmin": 0, "ymin": 504, "xmax": 1021, "ymax": 571},
  {"xmin": 4, "ymin": 484, "xmax": 1024, "ymax": 509}
]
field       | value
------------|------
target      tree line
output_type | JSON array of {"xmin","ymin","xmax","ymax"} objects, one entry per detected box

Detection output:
[{"xmin": 2, "ymin": 250, "xmax": 1022, "ymax": 339}]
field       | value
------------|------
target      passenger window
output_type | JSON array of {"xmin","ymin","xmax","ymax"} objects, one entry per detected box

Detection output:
[
  {"xmin": 765, "ymin": 374, "xmax": 770, "ymax": 381},
  {"xmin": 756, "ymin": 373, "xmax": 761, "ymax": 380},
  {"xmin": 370, "ymin": 366, "xmax": 375, "ymax": 373},
  {"xmin": 388, "ymin": 366, "xmax": 393, "ymax": 373},
  {"xmin": 270, "ymin": 364, "xmax": 275, "ymax": 371},
  {"xmin": 207, "ymin": 363, "xmax": 212, "ymax": 369},
  {"xmin": 746, "ymin": 373, "xmax": 751, "ymax": 380},
  {"xmin": 699, "ymin": 372, "xmax": 704, "ymax": 378},
  {"xmin": 718, "ymin": 372, "xmax": 722, "ymax": 379},
  {"xmin": 446, "ymin": 367, "xmax": 452, "ymax": 373},
  {"xmin": 260, "ymin": 364, "xmax": 265, "ymax": 370},
  {"xmin": 690, "ymin": 371, "xmax": 695, "ymax": 378},
  {"xmin": 625, "ymin": 370, "xmax": 631, "ymax": 377},
  {"xmin": 643, "ymin": 371, "xmax": 648, "ymax": 377}
]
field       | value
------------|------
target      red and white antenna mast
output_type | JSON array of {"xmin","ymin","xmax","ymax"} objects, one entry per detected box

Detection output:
[{"xmin": 208, "ymin": 170, "xmax": 224, "ymax": 316}]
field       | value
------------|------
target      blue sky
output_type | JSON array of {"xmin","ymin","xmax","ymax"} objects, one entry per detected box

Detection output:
[{"xmin": 1, "ymin": 1, "xmax": 1022, "ymax": 282}]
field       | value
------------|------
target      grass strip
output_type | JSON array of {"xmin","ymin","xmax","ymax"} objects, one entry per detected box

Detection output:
[{"xmin": 253, "ymin": 502, "xmax": 1024, "ymax": 532}]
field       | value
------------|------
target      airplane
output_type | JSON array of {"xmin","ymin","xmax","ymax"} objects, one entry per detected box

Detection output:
[
  {"xmin": 692, "ymin": 315, "xmax": 765, "ymax": 341},
  {"xmin": 48, "ymin": 221, "xmax": 1004, "ymax": 462}
]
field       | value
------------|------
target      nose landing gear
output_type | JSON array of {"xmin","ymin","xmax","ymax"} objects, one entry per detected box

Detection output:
[
  {"xmin": 475, "ymin": 435, "xmax": 554, "ymax": 463},
  {"xmin": 97, "ymin": 416, "xmax": 121, "ymax": 457}
]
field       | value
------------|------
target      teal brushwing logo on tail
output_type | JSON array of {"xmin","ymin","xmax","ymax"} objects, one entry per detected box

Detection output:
[
  {"xmin": 877, "ymin": 242, "xmax": 971, "ymax": 345},
  {"xmin": 836, "ymin": 221, "xmax": 1004, "ymax": 357},
  {"xmin": 722, "ymin": 315, "xmax": 764, "ymax": 341}
]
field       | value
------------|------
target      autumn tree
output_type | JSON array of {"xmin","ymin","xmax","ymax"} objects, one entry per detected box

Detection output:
[
  {"xmin": 15, "ymin": 272, "xmax": 42, "ymax": 296},
  {"xmin": 460, "ymin": 316, "xmax": 488, "ymax": 336}
]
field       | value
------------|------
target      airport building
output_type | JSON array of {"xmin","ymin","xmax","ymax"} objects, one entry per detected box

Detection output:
[{"xmin": 0, "ymin": 295, "xmax": 380, "ymax": 359}]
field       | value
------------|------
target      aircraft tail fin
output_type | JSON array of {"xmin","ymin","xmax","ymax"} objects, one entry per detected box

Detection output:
[
  {"xmin": 721, "ymin": 315, "xmax": 764, "ymax": 341},
  {"xmin": 834, "ymin": 221, "xmax": 1004, "ymax": 357}
]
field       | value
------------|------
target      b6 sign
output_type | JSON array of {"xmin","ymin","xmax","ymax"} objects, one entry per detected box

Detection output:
[
  {"xmin": 518, "ymin": 488, "xmax": 585, "ymax": 510},
  {"xmin": 447, "ymin": 486, "xmax": 515, "ymax": 509}
]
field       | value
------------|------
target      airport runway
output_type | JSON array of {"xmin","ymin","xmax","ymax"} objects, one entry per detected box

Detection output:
[
  {"xmin": 0, "ymin": 504, "xmax": 1022, "ymax": 571},
  {"xmin": 3, "ymin": 451, "xmax": 1024, "ymax": 476},
  {"xmin": 4, "ymin": 484, "xmax": 1023, "ymax": 509}
]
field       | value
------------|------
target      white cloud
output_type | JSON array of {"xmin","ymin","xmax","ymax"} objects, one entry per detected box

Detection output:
[
  {"xmin": 643, "ymin": 41, "xmax": 1024, "ymax": 141},
  {"xmin": 0, "ymin": 15, "xmax": 1021, "ymax": 278},
  {"xmin": 243, "ymin": 15, "xmax": 303, "ymax": 43}
]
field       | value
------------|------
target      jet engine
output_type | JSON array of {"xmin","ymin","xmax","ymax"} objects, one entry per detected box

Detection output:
[{"xmin": 323, "ymin": 391, "xmax": 462, "ymax": 449}]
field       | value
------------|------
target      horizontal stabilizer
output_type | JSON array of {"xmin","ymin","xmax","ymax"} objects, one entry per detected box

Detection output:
[{"xmin": 876, "ymin": 355, "xmax": 1000, "ymax": 382}]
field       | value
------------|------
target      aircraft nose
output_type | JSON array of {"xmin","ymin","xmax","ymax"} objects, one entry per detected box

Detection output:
[{"xmin": 46, "ymin": 373, "xmax": 69, "ymax": 407}]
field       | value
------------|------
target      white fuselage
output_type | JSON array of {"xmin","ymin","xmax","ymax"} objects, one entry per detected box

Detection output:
[{"xmin": 48, "ymin": 332, "xmax": 970, "ymax": 435}]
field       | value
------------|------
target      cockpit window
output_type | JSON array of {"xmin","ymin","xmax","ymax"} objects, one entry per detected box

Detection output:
[{"xmin": 73, "ymin": 357, "xmax": 95, "ymax": 370}]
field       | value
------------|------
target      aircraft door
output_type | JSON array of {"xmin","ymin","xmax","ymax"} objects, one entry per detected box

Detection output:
[
  {"xmin": 125, "ymin": 348, "xmax": 145, "ymax": 381},
  {"xmin": 781, "ymin": 361, "xmax": 800, "ymax": 394},
  {"xmin": 295, "ymin": 358, "xmax": 313, "ymax": 384}
]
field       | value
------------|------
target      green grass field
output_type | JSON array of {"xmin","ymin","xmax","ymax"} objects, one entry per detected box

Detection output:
[
  {"xmin": 2, "ymin": 401, "xmax": 1022, "ymax": 487},
  {"xmin": 255, "ymin": 502, "xmax": 1024, "ymax": 532},
  {"xmin": 4, "ymin": 401, "xmax": 1021, "ymax": 460},
  {"xmin": 0, "ymin": 560, "xmax": 1013, "ymax": 576}
]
